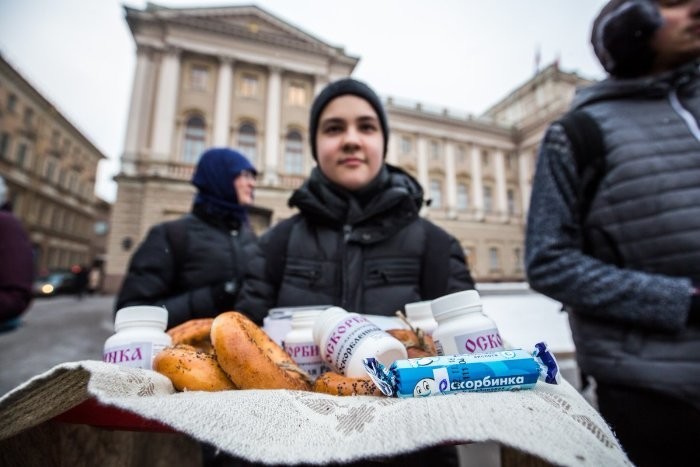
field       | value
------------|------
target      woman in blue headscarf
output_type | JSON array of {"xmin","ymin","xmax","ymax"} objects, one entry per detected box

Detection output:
[{"xmin": 116, "ymin": 148, "xmax": 258, "ymax": 328}]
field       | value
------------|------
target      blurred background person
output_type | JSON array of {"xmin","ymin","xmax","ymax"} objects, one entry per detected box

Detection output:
[
  {"xmin": 525, "ymin": 1, "xmax": 700, "ymax": 466},
  {"xmin": 0, "ymin": 174, "xmax": 34, "ymax": 333},
  {"xmin": 115, "ymin": 148, "xmax": 258, "ymax": 328}
]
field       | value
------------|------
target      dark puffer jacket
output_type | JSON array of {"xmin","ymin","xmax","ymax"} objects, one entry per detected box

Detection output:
[
  {"xmin": 236, "ymin": 165, "xmax": 475, "ymax": 324},
  {"xmin": 115, "ymin": 208, "xmax": 257, "ymax": 328}
]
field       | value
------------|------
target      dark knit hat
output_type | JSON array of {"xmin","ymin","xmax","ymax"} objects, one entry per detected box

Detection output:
[
  {"xmin": 309, "ymin": 78, "xmax": 389, "ymax": 160},
  {"xmin": 591, "ymin": 0, "xmax": 662, "ymax": 78}
]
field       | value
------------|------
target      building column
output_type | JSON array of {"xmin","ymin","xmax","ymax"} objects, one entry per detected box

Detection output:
[
  {"xmin": 494, "ymin": 149, "xmax": 507, "ymax": 221},
  {"xmin": 264, "ymin": 66, "xmax": 282, "ymax": 184},
  {"xmin": 417, "ymin": 136, "xmax": 429, "ymax": 212},
  {"xmin": 151, "ymin": 47, "xmax": 181, "ymax": 161},
  {"xmin": 470, "ymin": 144, "xmax": 484, "ymax": 220},
  {"xmin": 314, "ymin": 74, "xmax": 328, "ymax": 99},
  {"xmin": 122, "ymin": 45, "xmax": 153, "ymax": 175},
  {"xmin": 386, "ymin": 130, "xmax": 399, "ymax": 165},
  {"xmin": 445, "ymin": 141, "xmax": 457, "ymax": 217},
  {"xmin": 519, "ymin": 149, "xmax": 533, "ymax": 217},
  {"xmin": 213, "ymin": 57, "xmax": 234, "ymax": 146}
]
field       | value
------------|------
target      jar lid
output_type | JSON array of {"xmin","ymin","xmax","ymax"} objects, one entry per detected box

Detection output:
[
  {"xmin": 114, "ymin": 306, "xmax": 168, "ymax": 330},
  {"xmin": 430, "ymin": 290, "xmax": 481, "ymax": 318},
  {"xmin": 404, "ymin": 300, "xmax": 433, "ymax": 321}
]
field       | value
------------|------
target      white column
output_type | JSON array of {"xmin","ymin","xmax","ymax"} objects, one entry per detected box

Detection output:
[
  {"xmin": 386, "ymin": 131, "xmax": 399, "ymax": 165},
  {"xmin": 519, "ymin": 149, "xmax": 533, "ymax": 217},
  {"xmin": 213, "ymin": 57, "xmax": 233, "ymax": 146},
  {"xmin": 314, "ymin": 74, "xmax": 328, "ymax": 99},
  {"xmin": 470, "ymin": 144, "xmax": 484, "ymax": 220},
  {"xmin": 122, "ymin": 46, "xmax": 152, "ymax": 174},
  {"xmin": 494, "ymin": 149, "xmax": 507, "ymax": 221},
  {"xmin": 151, "ymin": 47, "xmax": 181, "ymax": 161},
  {"xmin": 264, "ymin": 67, "xmax": 282, "ymax": 185},
  {"xmin": 445, "ymin": 141, "xmax": 457, "ymax": 217},
  {"xmin": 417, "ymin": 136, "xmax": 429, "ymax": 211}
]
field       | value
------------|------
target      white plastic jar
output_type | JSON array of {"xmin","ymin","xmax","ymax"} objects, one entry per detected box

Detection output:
[
  {"xmin": 283, "ymin": 308, "xmax": 329, "ymax": 380},
  {"xmin": 431, "ymin": 290, "xmax": 504, "ymax": 356},
  {"xmin": 313, "ymin": 307, "xmax": 407, "ymax": 377},
  {"xmin": 103, "ymin": 306, "xmax": 172, "ymax": 370},
  {"xmin": 404, "ymin": 300, "xmax": 438, "ymax": 335}
]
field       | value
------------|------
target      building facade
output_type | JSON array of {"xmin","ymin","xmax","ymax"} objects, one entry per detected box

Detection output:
[
  {"xmin": 0, "ymin": 53, "xmax": 110, "ymax": 276},
  {"xmin": 104, "ymin": 3, "xmax": 593, "ymax": 292}
]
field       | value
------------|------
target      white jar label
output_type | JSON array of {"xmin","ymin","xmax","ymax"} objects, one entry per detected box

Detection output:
[
  {"xmin": 323, "ymin": 315, "xmax": 383, "ymax": 374},
  {"xmin": 436, "ymin": 328, "xmax": 504, "ymax": 356},
  {"xmin": 284, "ymin": 341, "xmax": 329, "ymax": 378},
  {"xmin": 103, "ymin": 342, "xmax": 165, "ymax": 369}
]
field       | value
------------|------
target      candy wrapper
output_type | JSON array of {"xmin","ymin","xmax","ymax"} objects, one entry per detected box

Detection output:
[{"xmin": 364, "ymin": 342, "xmax": 559, "ymax": 398}]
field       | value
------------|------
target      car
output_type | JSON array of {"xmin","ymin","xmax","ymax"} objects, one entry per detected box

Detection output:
[{"xmin": 33, "ymin": 270, "xmax": 79, "ymax": 297}]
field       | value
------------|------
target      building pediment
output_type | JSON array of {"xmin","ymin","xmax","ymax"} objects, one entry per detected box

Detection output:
[{"xmin": 127, "ymin": 3, "xmax": 357, "ymax": 62}]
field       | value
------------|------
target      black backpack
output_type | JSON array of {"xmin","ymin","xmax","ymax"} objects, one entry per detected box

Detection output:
[{"xmin": 263, "ymin": 214, "xmax": 453, "ymax": 300}]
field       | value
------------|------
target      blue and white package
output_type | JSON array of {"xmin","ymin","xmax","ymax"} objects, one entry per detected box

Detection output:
[{"xmin": 363, "ymin": 342, "xmax": 559, "ymax": 398}]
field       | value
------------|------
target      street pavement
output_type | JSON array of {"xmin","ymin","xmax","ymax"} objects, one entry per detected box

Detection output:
[{"xmin": 0, "ymin": 294, "xmax": 115, "ymax": 396}]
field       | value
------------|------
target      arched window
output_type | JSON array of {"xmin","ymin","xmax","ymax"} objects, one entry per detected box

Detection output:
[
  {"xmin": 284, "ymin": 130, "xmax": 304, "ymax": 174},
  {"xmin": 238, "ymin": 122, "xmax": 257, "ymax": 163},
  {"xmin": 182, "ymin": 115, "xmax": 206, "ymax": 163}
]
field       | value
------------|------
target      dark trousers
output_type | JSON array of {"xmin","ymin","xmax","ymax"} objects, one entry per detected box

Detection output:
[{"xmin": 596, "ymin": 383, "xmax": 700, "ymax": 467}]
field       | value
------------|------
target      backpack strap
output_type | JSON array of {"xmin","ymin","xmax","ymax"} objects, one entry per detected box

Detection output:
[
  {"xmin": 555, "ymin": 109, "xmax": 605, "ymax": 224},
  {"xmin": 164, "ymin": 218, "xmax": 188, "ymax": 282},
  {"xmin": 264, "ymin": 214, "xmax": 301, "ymax": 288},
  {"xmin": 420, "ymin": 220, "xmax": 452, "ymax": 299}
]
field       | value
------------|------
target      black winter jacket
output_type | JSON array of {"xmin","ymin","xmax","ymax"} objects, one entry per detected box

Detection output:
[
  {"xmin": 236, "ymin": 165, "xmax": 475, "ymax": 324},
  {"xmin": 115, "ymin": 209, "xmax": 257, "ymax": 328}
]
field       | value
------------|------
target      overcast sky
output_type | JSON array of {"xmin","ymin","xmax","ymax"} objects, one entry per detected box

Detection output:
[{"xmin": 0, "ymin": 0, "xmax": 609, "ymax": 202}]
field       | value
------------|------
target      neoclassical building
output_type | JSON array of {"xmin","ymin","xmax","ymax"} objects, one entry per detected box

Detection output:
[
  {"xmin": 104, "ymin": 3, "xmax": 592, "ymax": 292},
  {"xmin": 0, "ymin": 53, "xmax": 109, "ymax": 275}
]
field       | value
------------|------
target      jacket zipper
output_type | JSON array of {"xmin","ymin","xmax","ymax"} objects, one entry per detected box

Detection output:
[
  {"xmin": 229, "ymin": 229, "xmax": 239, "ymax": 276},
  {"xmin": 669, "ymin": 89, "xmax": 700, "ymax": 142},
  {"xmin": 341, "ymin": 224, "xmax": 352, "ymax": 309}
]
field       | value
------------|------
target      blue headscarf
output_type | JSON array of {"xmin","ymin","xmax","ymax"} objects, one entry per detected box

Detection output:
[{"xmin": 191, "ymin": 148, "xmax": 257, "ymax": 223}]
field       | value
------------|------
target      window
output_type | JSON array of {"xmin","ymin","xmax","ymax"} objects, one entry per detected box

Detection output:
[
  {"xmin": 182, "ymin": 115, "xmax": 206, "ymax": 164},
  {"xmin": 23, "ymin": 107, "xmax": 34, "ymax": 126},
  {"xmin": 237, "ymin": 122, "xmax": 257, "ymax": 163},
  {"xmin": 58, "ymin": 169, "xmax": 66, "ymax": 188},
  {"xmin": 51, "ymin": 130, "xmax": 60, "ymax": 146},
  {"xmin": 483, "ymin": 186, "xmax": 493, "ymax": 213},
  {"xmin": 284, "ymin": 130, "xmax": 304, "ymax": 174},
  {"xmin": 44, "ymin": 158, "xmax": 56, "ymax": 181},
  {"xmin": 240, "ymin": 73, "xmax": 259, "ymax": 97},
  {"xmin": 430, "ymin": 140, "xmax": 440, "ymax": 160},
  {"xmin": 0, "ymin": 132, "xmax": 10, "ymax": 159},
  {"xmin": 507, "ymin": 189, "xmax": 516, "ymax": 215},
  {"xmin": 190, "ymin": 65, "xmax": 209, "ymax": 91},
  {"xmin": 15, "ymin": 143, "xmax": 27, "ymax": 168},
  {"xmin": 506, "ymin": 152, "xmax": 516, "ymax": 171},
  {"xmin": 514, "ymin": 248, "xmax": 523, "ymax": 271},
  {"xmin": 457, "ymin": 183, "xmax": 469, "ymax": 210},
  {"xmin": 481, "ymin": 149, "xmax": 489, "ymax": 167},
  {"xmin": 400, "ymin": 136, "xmax": 412, "ymax": 154},
  {"xmin": 7, "ymin": 93, "xmax": 17, "ymax": 112},
  {"xmin": 456, "ymin": 146, "xmax": 466, "ymax": 163},
  {"xmin": 489, "ymin": 247, "xmax": 500, "ymax": 271},
  {"xmin": 287, "ymin": 82, "xmax": 306, "ymax": 106},
  {"xmin": 429, "ymin": 179, "xmax": 442, "ymax": 208}
]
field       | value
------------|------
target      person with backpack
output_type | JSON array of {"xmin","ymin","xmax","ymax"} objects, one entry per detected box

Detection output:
[
  {"xmin": 115, "ymin": 147, "xmax": 258, "ymax": 329},
  {"xmin": 235, "ymin": 77, "xmax": 474, "ymax": 467},
  {"xmin": 236, "ymin": 78, "xmax": 475, "ymax": 327},
  {"xmin": 525, "ymin": 1, "xmax": 700, "ymax": 466}
]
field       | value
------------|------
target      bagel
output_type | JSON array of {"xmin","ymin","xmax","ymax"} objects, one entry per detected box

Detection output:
[
  {"xmin": 211, "ymin": 311, "xmax": 312, "ymax": 391},
  {"xmin": 153, "ymin": 344, "xmax": 236, "ymax": 392},
  {"xmin": 386, "ymin": 328, "xmax": 437, "ymax": 358},
  {"xmin": 167, "ymin": 318, "xmax": 214, "ymax": 353},
  {"xmin": 314, "ymin": 372, "xmax": 383, "ymax": 397}
]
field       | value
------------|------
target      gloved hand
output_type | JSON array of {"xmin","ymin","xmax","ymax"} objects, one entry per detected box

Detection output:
[{"xmin": 210, "ymin": 280, "xmax": 238, "ymax": 312}]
